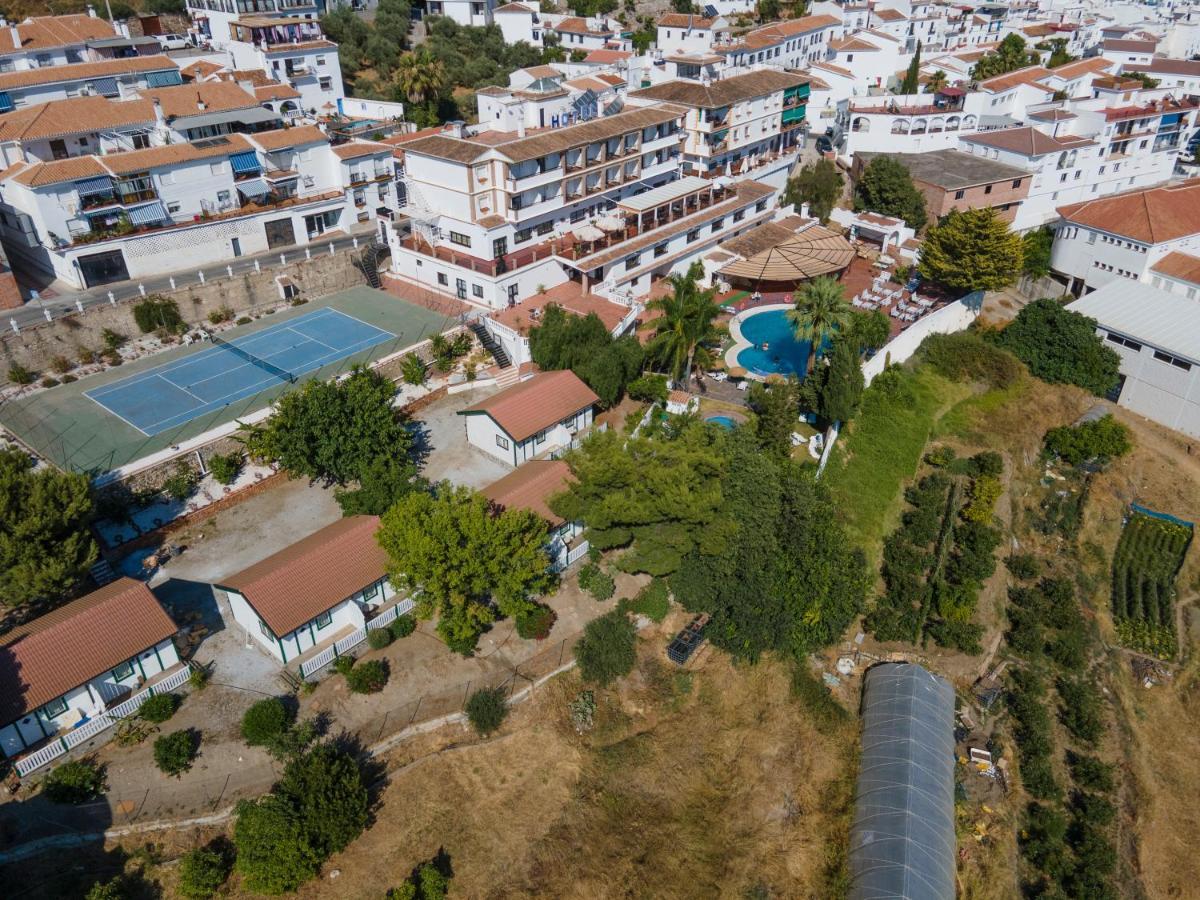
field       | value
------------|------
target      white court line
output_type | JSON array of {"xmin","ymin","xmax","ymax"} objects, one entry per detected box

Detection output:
[
  {"xmin": 321, "ymin": 308, "xmax": 396, "ymax": 340},
  {"xmin": 284, "ymin": 324, "xmax": 338, "ymax": 353},
  {"xmin": 83, "ymin": 391, "xmax": 150, "ymax": 437}
]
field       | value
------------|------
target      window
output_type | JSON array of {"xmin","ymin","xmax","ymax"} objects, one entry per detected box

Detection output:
[
  {"xmin": 472, "ymin": 284, "xmax": 484, "ymax": 298},
  {"xmin": 167, "ymin": 201, "xmax": 182, "ymax": 214},
  {"xmin": 984, "ymin": 184, "xmax": 993, "ymax": 194},
  {"xmin": 1012, "ymin": 179, "xmax": 1022, "ymax": 188},
  {"xmin": 449, "ymin": 231, "xmax": 471, "ymax": 247},
  {"xmin": 711, "ymin": 217, "xmax": 723, "ymax": 232},
  {"xmin": 42, "ymin": 696, "xmax": 68, "ymax": 719},
  {"xmin": 1154, "ymin": 350, "xmax": 1192, "ymax": 370},
  {"xmin": 537, "ymin": 221, "xmax": 554, "ymax": 236},
  {"xmin": 535, "ymin": 429, "xmax": 547, "ymax": 444},
  {"xmin": 259, "ymin": 619, "xmax": 272, "ymax": 639},
  {"xmin": 514, "ymin": 228, "xmax": 533, "ymax": 243},
  {"xmin": 687, "ymin": 229, "xmax": 700, "ymax": 243},
  {"xmin": 362, "ymin": 581, "xmax": 380, "ymax": 601},
  {"xmin": 437, "ymin": 272, "xmax": 449, "ymax": 286},
  {"xmin": 111, "ymin": 659, "xmax": 135, "ymax": 681},
  {"xmin": 1106, "ymin": 332, "xmax": 1142, "ymax": 351},
  {"xmin": 654, "ymin": 243, "xmax": 668, "ymax": 258},
  {"xmin": 319, "ymin": 76, "xmax": 332, "ymax": 91},
  {"xmin": 317, "ymin": 55, "xmax": 327, "ymax": 66},
  {"xmin": 1087, "ymin": 231, "xmax": 1097, "ymax": 244},
  {"xmin": 217, "ymin": 190, "xmax": 230, "ymax": 204},
  {"xmin": 496, "ymin": 434, "xmax": 510, "ymax": 451},
  {"xmin": 314, "ymin": 610, "xmax": 333, "ymax": 630},
  {"xmin": 625, "ymin": 253, "xmax": 640, "ymax": 269},
  {"xmin": 954, "ymin": 189, "xmax": 966, "ymax": 199}
]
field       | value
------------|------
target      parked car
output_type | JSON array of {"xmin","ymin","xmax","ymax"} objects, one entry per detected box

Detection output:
[{"xmin": 156, "ymin": 33, "xmax": 192, "ymax": 51}]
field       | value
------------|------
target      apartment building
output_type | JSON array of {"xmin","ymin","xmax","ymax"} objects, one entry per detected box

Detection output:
[
  {"xmin": 0, "ymin": 125, "xmax": 389, "ymax": 288},
  {"xmin": 383, "ymin": 104, "xmax": 778, "ymax": 308},
  {"xmin": 0, "ymin": 55, "xmax": 182, "ymax": 111},
  {"xmin": 628, "ymin": 69, "xmax": 809, "ymax": 183},
  {"xmin": 186, "ymin": 0, "xmax": 324, "ymax": 47},
  {"xmin": 842, "ymin": 88, "xmax": 986, "ymax": 157},
  {"xmin": 714, "ymin": 14, "xmax": 841, "ymax": 71},
  {"xmin": 494, "ymin": 3, "xmax": 543, "ymax": 48},
  {"xmin": 0, "ymin": 12, "xmax": 129, "ymax": 72},
  {"xmin": 654, "ymin": 13, "xmax": 730, "ymax": 57},
  {"xmin": 1050, "ymin": 180, "xmax": 1200, "ymax": 295},
  {"xmin": 225, "ymin": 17, "xmax": 344, "ymax": 113}
]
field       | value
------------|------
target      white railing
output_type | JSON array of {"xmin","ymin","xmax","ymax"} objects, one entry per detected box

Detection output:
[
  {"xmin": 298, "ymin": 599, "xmax": 417, "ymax": 679},
  {"xmin": 15, "ymin": 663, "xmax": 193, "ymax": 777},
  {"xmin": 552, "ymin": 540, "xmax": 591, "ymax": 573}
]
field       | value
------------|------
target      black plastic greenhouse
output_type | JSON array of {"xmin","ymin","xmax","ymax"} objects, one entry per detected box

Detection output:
[{"xmin": 848, "ymin": 662, "xmax": 957, "ymax": 900}]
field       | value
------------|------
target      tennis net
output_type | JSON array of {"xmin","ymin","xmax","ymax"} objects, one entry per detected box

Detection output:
[{"xmin": 210, "ymin": 334, "xmax": 297, "ymax": 384}]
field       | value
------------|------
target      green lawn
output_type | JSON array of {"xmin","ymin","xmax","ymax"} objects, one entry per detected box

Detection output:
[{"xmin": 821, "ymin": 366, "xmax": 970, "ymax": 563}]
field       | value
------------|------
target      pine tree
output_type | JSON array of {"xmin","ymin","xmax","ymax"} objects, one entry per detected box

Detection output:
[
  {"xmin": 901, "ymin": 41, "xmax": 922, "ymax": 95},
  {"xmin": 819, "ymin": 340, "xmax": 865, "ymax": 425},
  {"xmin": 918, "ymin": 208, "xmax": 1024, "ymax": 293}
]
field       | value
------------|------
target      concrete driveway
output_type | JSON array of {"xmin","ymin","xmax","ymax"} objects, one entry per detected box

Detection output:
[{"xmin": 409, "ymin": 385, "xmax": 514, "ymax": 489}]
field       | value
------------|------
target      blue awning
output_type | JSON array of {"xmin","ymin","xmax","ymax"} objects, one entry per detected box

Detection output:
[
  {"xmin": 0, "ymin": 92, "xmax": 12, "ymax": 113},
  {"xmin": 229, "ymin": 151, "xmax": 262, "ymax": 175},
  {"xmin": 127, "ymin": 201, "xmax": 168, "ymax": 226},
  {"xmin": 238, "ymin": 180, "xmax": 270, "ymax": 198},
  {"xmin": 145, "ymin": 70, "xmax": 183, "ymax": 88},
  {"xmin": 92, "ymin": 77, "xmax": 119, "ymax": 97},
  {"xmin": 74, "ymin": 176, "xmax": 114, "ymax": 197}
]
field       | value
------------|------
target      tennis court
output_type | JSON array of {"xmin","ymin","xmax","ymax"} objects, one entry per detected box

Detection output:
[{"xmin": 86, "ymin": 309, "xmax": 394, "ymax": 435}]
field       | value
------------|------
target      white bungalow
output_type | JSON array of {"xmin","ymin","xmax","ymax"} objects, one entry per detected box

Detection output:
[
  {"xmin": 0, "ymin": 578, "xmax": 181, "ymax": 758},
  {"xmin": 481, "ymin": 459, "xmax": 588, "ymax": 571},
  {"xmin": 217, "ymin": 515, "xmax": 398, "ymax": 667},
  {"xmin": 458, "ymin": 370, "xmax": 600, "ymax": 467}
]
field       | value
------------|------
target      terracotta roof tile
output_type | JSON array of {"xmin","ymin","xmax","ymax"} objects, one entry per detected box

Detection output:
[
  {"xmin": 8, "ymin": 154, "xmax": 107, "ymax": 187},
  {"xmin": 250, "ymin": 124, "xmax": 328, "ymax": 151},
  {"xmin": 0, "ymin": 55, "xmax": 177, "ymax": 91},
  {"xmin": 0, "ymin": 96, "xmax": 153, "ymax": 142},
  {"xmin": 459, "ymin": 370, "xmax": 600, "ymax": 442},
  {"xmin": 104, "ymin": 133, "xmax": 255, "ymax": 175},
  {"xmin": 630, "ymin": 69, "xmax": 808, "ymax": 108},
  {"xmin": 181, "ymin": 59, "xmax": 225, "ymax": 80},
  {"xmin": 583, "ymin": 49, "xmax": 630, "ymax": 63},
  {"xmin": 723, "ymin": 14, "xmax": 839, "ymax": 51},
  {"xmin": 0, "ymin": 14, "xmax": 116, "ymax": 53},
  {"xmin": 496, "ymin": 2, "xmax": 535, "ymax": 11},
  {"xmin": 960, "ymin": 126, "xmax": 1094, "ymax": 156},
  {"xmin": 0, "ymin": 578, "xmax": 177, "ymax": 723},
  {"xmin": 481, "ymin": 459, "xmax": 574, "ymax": 526},
  {"xmin": 219, "ymin": 516, "xmax": 386, "ymax": 637},
  {"xmin": 487, "ymin": 283, "xmax": 629, "ymax": 335},
  {"xmin": 255, "ymin": 83, "xmax": 301, "ymax": 101},
  {"xmin": 554, "ymin": 16, "xmax": 613, "ymax": 35},
  {"xmin": 1103, "ymin": 39, "xmax": 1157, "ymax": 52},
  {"xmin": 142, "ymin": 82, "xmax": 260, "ymax": 118},
  {"xmin": 978, "ymin": 65, "xmax": 1053, "ymax": 93},
  {"xmin": 1125, "ymin": 58, "xmax": 1200, "ymax": 77},
  {"xmin": 332, "ymin": 140, "xmax": 391, "ymax": 159},
  {"xmin": 1048, "ymin": 57, "xmax": 1113, "ymax": 80},
  {"xmin": 1149, "ymin": 250, "xmax": 1200, "ymax": 285},
  {"xmin": 1057, "ymin": 179, "xmax": 1200, "ymax": 244}
]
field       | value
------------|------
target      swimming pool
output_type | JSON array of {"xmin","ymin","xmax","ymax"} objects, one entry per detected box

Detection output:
[
  {"xmin": 735, "ymin": 308, "xmax": 815, "ymax": 379},
  {"xmin": 706, "ymin": 415, "xmax": 737, "ymax": 429}
]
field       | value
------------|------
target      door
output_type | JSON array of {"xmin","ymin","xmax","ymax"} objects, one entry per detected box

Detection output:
[
  {"xmin": 264, "ymin": 218, "xmax": 295, "ymax": 249},
  {"xmin": 230, "ymin": 237, "xmax": 242, "ymax": 257},
  {"xmin": 50, "ymin": 139, "xmax": 68, "ymax": 160},
  {"xmin": 77, "ymin": 249, "xmax": 129, "ymax": 288}
]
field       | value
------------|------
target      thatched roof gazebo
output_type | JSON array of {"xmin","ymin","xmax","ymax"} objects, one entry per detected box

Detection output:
[{"xmin": 717, "ymin": 219, "xmax": 855, "ymax": 291}]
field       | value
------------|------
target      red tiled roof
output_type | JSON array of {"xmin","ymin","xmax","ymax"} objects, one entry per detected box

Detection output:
[
  {"xmin": 0, "ymin": 579, "xmax": 177, "ymax": 723},
  {"xmin": 459, "ymin": 370, "xmax": 600, "ymax": 442},
  {"xmin": 481, "ymin": 459, "xmax": 574, "ymax": 526},
  {"xmin": 487, "ymin": 283, "xmax": 629, "ymax": 335},
  {"xmin": 583, "ymin": 49, "xmax": 630, "ymax": 64},
  {"xmin": 1103, "ymin": 39, "xmax": 1156, "ymax": 52},
  {"xmin": 1125, "ymin": 58, "xmax": 1200, "ymax": 77},
  {"xmin": 1057, "ymin": 179, "xmax": 1200, "ymax": 244},
  {"xmin": 1150, "ymin": 251, "xmax": 1200, "ymax": 285},
  {"xmin": 219, "ymin": 516, "xmax": 386, "ymax": 637},
  {"xmin": 657, "ymin": 13, "xmax": 718, "ymax": 28},
  {"xmin": 978, "ymin": 65, "xmax": 1053, "ymax": 93},
  {"xmin": 961, "ymin": 126, "xmax": 1094, "ymax": 156}
]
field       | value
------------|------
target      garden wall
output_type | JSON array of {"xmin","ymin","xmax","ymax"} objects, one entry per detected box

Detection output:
[{"xmin": 862, "ymin": 291, "xmax": 983, "ymax": 386}]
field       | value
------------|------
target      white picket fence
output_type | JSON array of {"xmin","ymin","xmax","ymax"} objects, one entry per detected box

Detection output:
[
  {"xmin": 552, "ymin": 540, "xmax": 591, "ymax": 573},
  {"xmin": 298, "ymin": 598, "xmax": 416, "ymax": 680},
  {"xmin": 15, "ymin": 663, "xmax": 194, "ymax": 778}
]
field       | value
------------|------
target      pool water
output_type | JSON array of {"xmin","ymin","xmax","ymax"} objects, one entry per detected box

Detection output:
[
  {"xmin": 706, "ymin": 415, "xmax": 737, "ymax": 429},
  {"xmin": 736, "ymin": 309, "xmax": 815, "ymax": 379}
]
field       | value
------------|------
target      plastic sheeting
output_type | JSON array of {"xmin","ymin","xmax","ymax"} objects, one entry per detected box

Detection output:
[{"xmin": 849, "ymin": 663, "xmax": 956, "ymax": 900}]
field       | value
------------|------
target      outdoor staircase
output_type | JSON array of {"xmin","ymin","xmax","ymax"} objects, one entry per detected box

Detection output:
[
  {"xmin": 354, "ymin": 241, "xmax": 384, "ymax": 290},
  {"xmin": 470, "ymin": 319, "xmax": 511, "ymax": 370},
  {"xmin": 89, "ymin": 558, "xmax": 118, "ymax": 587}
]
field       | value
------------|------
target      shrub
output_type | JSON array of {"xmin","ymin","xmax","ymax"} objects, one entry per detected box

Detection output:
[
  {"xmin": 242, "ymin": 698, "xmax": 293, "ymax": 746},
  {"xmin": 626, "ymin": 373, "xmax": 669, "ymax": 404},
  {"xmin": 162, "ymin": 461, "xmax": 199, "ymax": 501},
  {"xmin": 924, "ymin": 445, "xmax": 956, "ymax": 468},
  {"xmin": 962, "ymin": 475, "xmax": 1002, "ymax": 523},
  {"xmin": 1068, "ymin": 752, "xmax": 1115, "ymax": 793},
  {"xmin": 207, "ymin": 452, "xmax": 242, "ymax": 485},
  {"xmin": 77, "ymin": 347, "xmax": 98, "ymax": 365},
  {"xmin": 1006, "ymin": 553, "xmax": 1040, "ymax": 580},
  {"xmin": 177, "ymin": 846, "xmax": 231, "ymax": 899},
  {"xmin": 515, "ymin": 603, "xmax": 557, "ymax": 640},
  {"xmin": 62, "ymin": 374, "xmax": 77, "ymax": 384},
  {"xmin": 41, "ymin": 376, "xmax": 60, "ymax": 389},
  {"xmin": 236, "ymin": 316, "xmax": 252, "ymax": 325},
  {"xmin": 138, "ymin": 692, "xmax": 181, "ymax": 724},
  {"xmin": 994, "ymin": 297, "xmax": 1120, "ymax": 396},
  {"xmin": 50, "ymin": 354, "xmax": 72, "ymax": 374},
  {"xmin": 189, "ymin": 665, "xmax": 212, "ymax": 690},
  {"xmin": 390, "ymin": 613, "xmax": 417, "ymax": 640},
  {"xmin": 367, "ymin": 626, "xmax": 394, "ymax": 650},
  {"xmin": 1057, "ymin": 676, "xmax": 1105, "ymax": 745},
  {"xmin": 791, "ymin": 664, "xmax": 850, "ymax": 733},
  {"xmin": 85, "ymin": 878, "xmax": 126, "ymax": 900},
  {"xmin": 578, "ymin": 562, "xmax": 615, "ymax": 601},
  {"xmin": 400, "ymin": 352, "xmax": 427, "ymax": 386},
  {"xmin": 920, "ymin": 330, "xmax": 1024, "ymax": 388},
  {"xmin": 333, "ymin": 655, "xmax": 355, "ymax": 676},
  {"xmin": 345, "ymin": 659, "xmax": 388, "ymax": 693},
  {"xmin": 133, "ymin": 296, "xmax": 185, "ymax": 334},
  {"xmin": 621, "ymin": 579, "xmax": 670, "ymax": 622},
  {"xmin": 574, "ymin": 610, "xmax": 637, "ymax": 686},
  {"xmin": 7, "ymin": 362, "xmax": 35, "ymax": 385},
  {"xmin": 207, "ymin": 305, "xmax": 235, "ymax": 325},
  {"xmin": 1044, "ymin": 415, "xmax": 1132, "ymax": 465},
  {"xmin": 101, "ymin": 328, "xmax": 125, "ymax": 351},
  {"xmin": 42, "ymin": 759, "xmax": 105, "ymax": 803},
  {"xmin": 464, "ymin": 686, "xmax": 508, "ymax": 736},
  {"xmin": 154, "ymin": 729, "xmax": 198, "ymax": 776},
  {"xmin": 967, "ymin": 451, "xmax": 1004, "ymax": 478}
]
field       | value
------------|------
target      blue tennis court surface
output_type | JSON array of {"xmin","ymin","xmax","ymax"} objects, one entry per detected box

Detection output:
[{"xmin": 86, "ymin": 308, "xmax": 394, "ymax": 435}]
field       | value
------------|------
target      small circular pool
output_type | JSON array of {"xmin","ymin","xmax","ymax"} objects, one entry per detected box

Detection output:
[
  {"xmin": 735, "ymin": 308, "xmax": 815, "ymax": 379},
  {"xmin": 706, "ymin": 415, "xmax": 737, "ymax": 429}
]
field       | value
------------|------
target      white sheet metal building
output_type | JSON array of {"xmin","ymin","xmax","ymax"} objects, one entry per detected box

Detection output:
[{"xmin": 1067, "ymin": 281, "xmax": 1200, "ymax": 439}]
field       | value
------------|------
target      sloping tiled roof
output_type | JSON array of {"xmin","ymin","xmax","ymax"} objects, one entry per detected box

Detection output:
[
  {"xmin": 181, "ymin": 59, "xmax": 225, "ymax": 80},
  {"xmin": 481, "ymin": 459, "xmax": 574, "ymax": 527},
  {"xmin": 555, "ymin": 17, "xmax": 614, "ymax": 35},
  {"xmin": 657, "ymin": 13, "xmax": 717, "ymax": 28},
  {"xmin": 331, "ymin": 140, "xmax": 391, "ymax": 159},
  {"xmin": 1103, "ymin": 39, "xmax": 1157, "ymax": 52},
  {"xmin": 7, "ymin": 154, "xmax": 107, "ymax": 187},
  {"xmin": 0, "ymin": 14, "xmax": 116, "ymax": 53},
  {"xmin": 0, "ymin": 96, "xmax": 153, "ymax": 142},
  {"xmin": 960, "ymin": 126, "xmax": 1093, "ymax": 156},
  {"xmin": 459, "ymin": 370, "xmax": 600, "ymax": 442},
  {"xmin": 1149, "ymin": 251, "xmax": 1200, "ymax": 285},
  {"xmin": 496, "ymin": 2, "xmax": 535, "ymax": 12},
  {"xmin": 630, "ymin": 69, "xmax": 808, "ymax": 108},
  {"xmin": 219, "ymin": 516, "xmax": 386, "ymax": 637},
  {"xmin": 487, "ymin": 283, "xmax": 629, "ymax": 335},
  {"xmin": 1047, "ymin": 57, "xmax": 1113, "ymax": 79},
  {"xmin": 255, "ymin": 83, "xmax": 301, "ymax": 101},
  {"xmin": 142, "ymin": 82, "xmax": 260, "ymax": 118},
  {"xmin": 583, "ymin": 49, "xmax": 630, "ymax": 64},
  {"xmin": 977, "ymin": 65, "xmax": 1053, "ymax": 93},
  {"xmin": 1125, "ymin": 58, "xmax": 1200, "ymax": 77},
  {"xmin": 725, "ymin": 14, "xmax": 840, "ymax": 51},
  {"xmin": 102, "ymin": 133, "xmax": 255, "ymax": 176},
  {"xmin": 0, "ymin": 578, "xmax": 177, "ymax": 724},
  {"xmin": 0, "ymin": 55, "xmax": 177, "ymax": 91},
  {"xmin": 249, "ymin": 124, "xmax": 328, "ymax": 151},
  {"xmin": 1057, "ymin": 179, "xmax": 1200, "ymax": 243}
]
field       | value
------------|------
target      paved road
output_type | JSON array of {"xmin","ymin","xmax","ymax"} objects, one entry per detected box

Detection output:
[{"xmin": 6, "ymin": 225, "xmax": 378, "ymax": 332}]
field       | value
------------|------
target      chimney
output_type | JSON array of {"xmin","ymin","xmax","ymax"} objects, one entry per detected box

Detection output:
[
  {"xmin": 196, "ymin": 94, "xmax": 207, "ymax": 111},
  {"xmin": 516, "ymin": 113, "xmax": 526, "ymax": 138},
  {"xmin": 87, "ymin": 3, "xmax": 97, "ymax": 17},
  {"xmin": 10, "ymin": 25, "xmax": 19, "ymax": 49},
  {"xmin": 152, "ymin": 98, "xmax": 165, "ymax": 126}
]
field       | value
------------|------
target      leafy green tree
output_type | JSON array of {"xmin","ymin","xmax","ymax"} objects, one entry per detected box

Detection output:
[
  {"xmin": 378, "ymin": 485, "xmax": 556, "ymax": 652},
  {"xmin": 789, "ymin": 276, "xmax": 851, "ymax": 376},
  {"xmin": 846, "ymin": 309, "xmax": 891, "ymax": 353},
  {"xmin": 177, "ymin": 846, "xmax": 232, "ymax": 900},
  {"xmin": 853, "ymin": 156, "xmax": 928, "ymax": 230},
  {"xmin": 1043, "ymin": 415, "xmax": 1132, "ymax": 464},
  {"xmin": 132, "ymin": 296, "xmax": 185, "ymax": 334},
  {"xmin": 757, "ymin": 0, "xmax": 780, "ymax": 19},
  {"xmin": 925, "ymin": 69, "xmax": 947, "ymax": 93},
  {"xmin": 626, "ymin": 373, "xmax": 669, "ymax": 404},
  {"xmin": 85, "ymin": 878, "xmax": 126, "ymax": 900},
  {"xmin": 971, "ymin": 33, "xmax": 1038, "ymax": 80},
  {"xmin": 394, "ymin": 48, "xmax": 446, "ymax": 104},
  {"xmin": 233, "ymin": 795, "xmax": 321, "ymax": 894},
  {"xmin": 528, "ymin": 305, "xmax": 644, "ymax": 406},
  {"xmin": 465, "ymin": 686, "xmax": 508, "ymax": 735},
  {"xmin": 642, "ymin": 263, "xmax": 723, "ymax": 386},
  {"xmin": 900, "ymin": 41, "xmax": 922, "ymax": 94},
  {"xmin": 819, "ymin": 339, "xmax": 865, "ymax": 424},
  {"xmin": 747, "ymin": 380, "xmax": 799, "ymax": 460},
  {"xmin": 154, "ymin": 729, "xmax": 198, "ymax": 776},
  {"xmin": 574, "ymin": 609, "xmax": 637, "ymax": 685},
  {"xmin": 335, "ymin": 455, "xmax": 423, "ymax": 516},
  {"xmin": 782, "ymin": 159, "xmax": 844, "ymax": 223},
  {"xmin": 1022, "ymin": 226, "xmax": 1053, "ymax": 279},
  {"xmin": 42, "ymin": 759, "xmax": 105, "ymax": 803},
  {"xmin": 241, "ymin": 368, "xmax": 413, "ymax": 485},
  {"xmin": 389, "ymin": 861, "xmax": 451, "ymax": 899},
  {"xmin": 0, "ymin": 448, "xmax": 97, "ymax": 609},
  {"xmin": 550, "ymin": 425, "xmax": 730, "ymax": 576},
  {"xmin": 993, "ymin": 297, "xmax": 1121, "ymax": 395},
  {"xmin": 1040, "ymin": 37, "xmax": 1075, "ymax": 67},
  {"xmin": 919, "ymin": 208, "xmax": 1024, "ymax": 293},
  {"xmin": 241, "ymin": 698, "xmax": 293, "ymax": 746}
]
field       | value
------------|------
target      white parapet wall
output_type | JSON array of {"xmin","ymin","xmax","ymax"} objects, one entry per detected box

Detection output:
[
  {"xmin": 861, "ymin": 291, "xmax": 984, "ymax": 386},
  {"xmin": 337, "ymin": 97, "xmax": 406, "ymax": 121}
]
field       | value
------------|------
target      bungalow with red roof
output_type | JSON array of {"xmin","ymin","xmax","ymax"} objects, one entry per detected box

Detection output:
[
  {"xmin": 217, "ymin": 515, "xmax": 402, "ymax": 666},
  {"xmin": 0, "ymin": 578, "xmax": 181, "ymax": 759},
  {"xmin": 481, "ymin": 458, "xmax": 586, "ymax": 570},
  {"xmin": 459, "ymin": 369, "xmax": 599, "ymax": 466}
]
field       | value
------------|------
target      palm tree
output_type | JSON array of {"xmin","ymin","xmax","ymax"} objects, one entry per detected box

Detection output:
[
  {"xmin": 926, "ymin": 70, "xmax": 948, "ymax": 94},
  {"xmin": 642, "ymin": 268, "xmax": 724, "ymax": 387},
  {"xmin": 394, "ymin": 50, "xmax": 445, "ymax": 106},
  {"xmin": 788, "ymin": 276, "xmax": 851, "ymax": 377}
]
